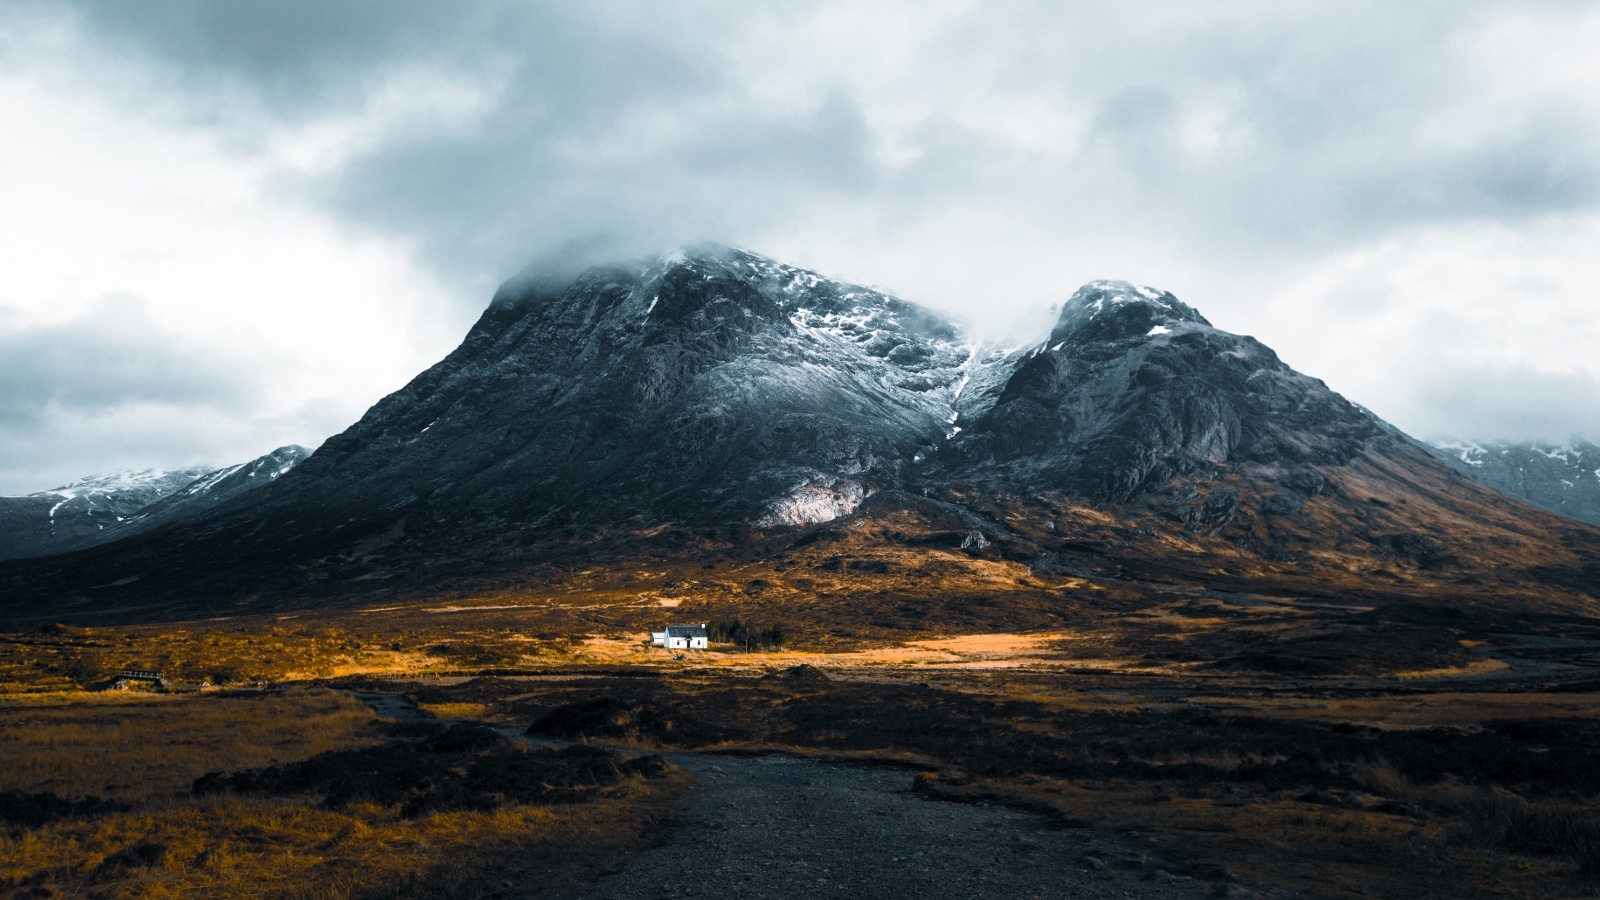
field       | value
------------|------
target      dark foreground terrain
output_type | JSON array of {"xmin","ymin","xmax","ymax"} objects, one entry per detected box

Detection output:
[
  {"xmin": 7, "ymin": 617, "xmax": 1600, "ymax": 897},
  {"xmin": 544, "ymin": 750, "xmax": 1205, "ymax": 900}
]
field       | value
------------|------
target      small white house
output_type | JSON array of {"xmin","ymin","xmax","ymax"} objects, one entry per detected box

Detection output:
[{"xmin": 651, "ymin": 623, "xmax": 709, "ymax": 650}]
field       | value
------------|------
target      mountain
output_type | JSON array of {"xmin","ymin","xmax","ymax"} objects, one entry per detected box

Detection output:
[
  {"xmin": 938, "ymin": 280, "xmax": 1380, "ymax": 505},
  {"xmin": 123, "ymin": 445, "xmax": 311, "ymax": 533},
  {"xmin": 0, "ymin": 466, "xmax": 214, "ymax": 560},
  {"xmin": 0, "ymin": 447, "xmax": 308, "ymax": 561},
  {"xmin": 1432, "ymin": 440, "xmax": 1600, "ymax": 526},
  {"xmin": 1, "ymin": 245, "xmax": 1597, "ymax": 629},
  {"xmin": 283, "ymin": 243, "xmax": 977, "ymax": 534}
]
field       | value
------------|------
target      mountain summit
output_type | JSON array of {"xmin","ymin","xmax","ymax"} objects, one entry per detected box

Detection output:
[
  {"xmin": 942, "ymin": 279, "xmax": 1380, "ymax": 505},
  {"xmin": 291, "ymin": 242, "xmax": 972, "ymax": 533},
  {"xmin": 2, "ymin": 246, "xmax": 1596, "ymax": 623},
  {"xmin": 1047, "ymin": 280, "xmax": 1211, "ymax": 345}
]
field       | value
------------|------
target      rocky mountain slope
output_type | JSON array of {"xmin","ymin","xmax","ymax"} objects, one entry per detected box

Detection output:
[
  {"xmin": 938, "ymin": 280, "xmax": 1380, "ymax": 508},
  {"xmin": 0, "ymin": 446, "xmax": 308, "ymax": 561},
  {"xmin": 1432, "ymin": 440, "xmax": 1600, "ymax": 526},
  {"xmin": 1, "ymin": 245, "xmax": 1596, "ymax": 626},
  {"xmin": 285, "ymin": 243, "xmax": 977, "ymax": 534}
]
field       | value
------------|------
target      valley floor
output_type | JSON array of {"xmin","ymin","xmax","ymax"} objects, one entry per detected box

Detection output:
[{"xmin": 6, "ymin": 606, "xmax": 1600, "ymax": 898}]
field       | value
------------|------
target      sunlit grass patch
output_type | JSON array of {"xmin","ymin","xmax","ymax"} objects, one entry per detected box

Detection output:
[
  {"xmin": 0, "ymin": 687, "xmax": 381, "ymax": 801},
  {"xmin": 0, "ymin": 687, "xmax": 684, "ymax": 898},
  {"xmin": 2, "ymin": 777, "xmax": 684, "ymax": 899},
  {"xmin": 413, "ymin": 701, "xmax": 491, "ymax": 722}
]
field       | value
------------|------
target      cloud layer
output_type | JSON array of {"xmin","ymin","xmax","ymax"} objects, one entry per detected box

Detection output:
[{"xmin": 2, "ymin": 1, "xmax": 1598, "ymax": 490}]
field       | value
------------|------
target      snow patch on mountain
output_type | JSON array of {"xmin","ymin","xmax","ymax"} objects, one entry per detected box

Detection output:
[
  {"xmin": 1434, "ymin": 441, "xmax": 1488, "ymax": 467},
  {"xmin": 754, "ymin": 477, "xmax": 865, "ymax": 528},
  {"xmin": 0, "ymin": 448, "xmax": 309, "ymax": 561}
]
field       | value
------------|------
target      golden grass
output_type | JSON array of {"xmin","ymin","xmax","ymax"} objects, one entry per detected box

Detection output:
[
  {"xmin": 0, "ymin": 688, "xmax": 380, "ymax": 801},
  {"xmin": 412, "ymin": 701, "xmax": 489, "ymax": 721},
  {"xmin": 1358, "ymin": 760, "xmax": 1600, "ymax": 881},
  {"xmin": 2, "ymin": 775, "xmax": 685, "ymax": 899},
  {"xmin": 919, "ymin": 773, "xmax": 1571, "ymax": 898},
  {"xmin": 0, "ymin": 683, "xmax": 686, "ymax": 898}
]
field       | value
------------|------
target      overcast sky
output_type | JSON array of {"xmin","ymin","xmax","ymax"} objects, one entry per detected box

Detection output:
[{"xmin": 2, "ymin": 1, "xmax": 1598, "ymax": 493}]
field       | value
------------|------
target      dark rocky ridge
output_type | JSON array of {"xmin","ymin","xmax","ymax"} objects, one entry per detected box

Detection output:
[
  {"xmin": 940, "ymin": 280, "xmax": 1382, "ymax": 503},
  {"xmin": 123, "ymin": 446, "xmax": 310, "ymax": 535}
]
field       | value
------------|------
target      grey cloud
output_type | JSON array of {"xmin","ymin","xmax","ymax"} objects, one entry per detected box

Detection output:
[
  {"xmin": 0, "ymin": 297, "xmax": 269, "ymax": 493},
  {"xmin": 42, "ymin": 1, "xmax": 1600, "ymax": 275},
  {"xmin": 0, "ymin": 296, "xmax": 257, "ymax": 428},
  {"xmin": 317, "ymin": 79, "xmax": 884, "ymax": 290},
  {"xmin": 46, "ymin": 0, "xmax": 472, "ymax": 115},
  {"xmin": 1405, "ymin": 365, "xmax": 1600, "ymax": 445}
]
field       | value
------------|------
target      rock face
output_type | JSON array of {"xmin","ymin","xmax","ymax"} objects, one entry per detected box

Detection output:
[
  {"xmin": 0, "ymin": 447, "xmax": 308, "ymax": 561},
  {"xmin": 940, "ymin": 280, "xmax": 1382, "ymax": 502},
  {"xmin": 1433, "ymin": 440, "xmax": 1600, "ymax": 526},
  {"xmin": 266, "ymin": 243, "xmax": 977, "ymax": 540}
]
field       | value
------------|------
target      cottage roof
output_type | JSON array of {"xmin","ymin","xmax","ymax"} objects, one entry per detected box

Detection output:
[{"xmin": 665, "ymin": 624, "xmax": 707, "ymax": 638}]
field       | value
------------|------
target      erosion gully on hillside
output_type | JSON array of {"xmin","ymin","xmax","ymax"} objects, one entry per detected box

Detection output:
[{"xmin": 350, "ymin": 690, "xmax": 1225, "ymax": 900}]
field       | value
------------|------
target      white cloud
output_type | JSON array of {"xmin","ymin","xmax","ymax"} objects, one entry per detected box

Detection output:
[
  {"xmin": 0, "ymin": 40, "xmax": 473, "ymax": 492},
  {"xmin": 1254, "ymin": 215, "xmax": 1600, "ymax": 441}
]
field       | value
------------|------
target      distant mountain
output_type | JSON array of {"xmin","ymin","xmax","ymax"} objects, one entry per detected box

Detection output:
[
  {"xmin": 124, "ymin": 445, "xmax": 311, "ymax": 534},
  {"xmin": 0, "ymin": 466, "xmax": 213, "ymax": 560},
  {"xmin": 0, "ymin": 446, "xmax": 308, "ymax": 561},
  {"xmin": 1, "ymin": 245, "xmax": 1596, "ymax": 625},
  {"xmin": 1432, "ymin": 440, "xmax": 1600, "ymax": 526}
]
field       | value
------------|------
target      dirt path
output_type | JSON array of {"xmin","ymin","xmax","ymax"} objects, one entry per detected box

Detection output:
[
  {"xmin": 347, "ymin": 690, "xmax": 1229, "ymax": 899},
  {"xmin": 543, "ymin": 750, "xmax": 1219, "ymax": 900}
]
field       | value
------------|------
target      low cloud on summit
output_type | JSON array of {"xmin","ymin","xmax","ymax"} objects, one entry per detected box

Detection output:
[{"xmin": 2, "ymin": 1, "xmax": 1598, "ymax": 490}]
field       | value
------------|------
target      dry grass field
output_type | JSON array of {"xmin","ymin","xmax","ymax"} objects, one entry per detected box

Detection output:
[
  {"xmin": 0, "ymin": 686, "xmax": 682, "ymax": 898},
  {"xmin": 5, "ymin": 578, "xmax": 1600, "ymax": 897},
  {"xmin": 0, "ymin": 688, "xmax": 379, "ymax": 801}
]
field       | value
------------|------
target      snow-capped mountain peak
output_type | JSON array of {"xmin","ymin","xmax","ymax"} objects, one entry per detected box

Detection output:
[{"xmin": 1049, "ymin": 279, "xmax": 1211, "ymax": 345}]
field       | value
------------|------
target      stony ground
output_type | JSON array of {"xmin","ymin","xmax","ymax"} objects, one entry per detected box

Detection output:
[{"xmin": 540, "ymin": 748, "xmax": 1238, "ymax": 900}]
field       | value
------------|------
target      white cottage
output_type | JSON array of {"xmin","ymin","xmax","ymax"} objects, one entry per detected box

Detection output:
[{"xmin": 651, "ymin": 623, "xmax": 709, "ymax": 650}]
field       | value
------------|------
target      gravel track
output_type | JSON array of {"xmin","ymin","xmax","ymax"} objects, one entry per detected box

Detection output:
[
  {"xmin": 544, "ymin": 749, "xmax": 1214, "ymax": 900},
  {"xmin": 348, "ymin": 690, "xmax": 1225, "ymax": 899}
]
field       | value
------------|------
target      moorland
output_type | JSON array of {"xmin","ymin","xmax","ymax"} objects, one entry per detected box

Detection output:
[{"xmin": 5, "ymin": 561, "xmax": 1600, "ymax": 898}]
